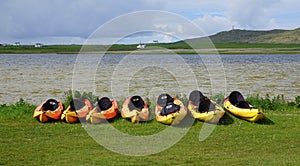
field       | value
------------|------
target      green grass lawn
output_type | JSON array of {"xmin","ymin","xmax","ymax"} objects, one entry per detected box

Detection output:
[{"xmin": 0, "ymin": 96, "xmax": 299, "ymax": 165}]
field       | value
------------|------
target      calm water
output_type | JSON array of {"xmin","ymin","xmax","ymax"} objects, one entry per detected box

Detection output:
[{"xmin": 0, "ymin": 54, "xmax": 299, "ymax": 104}]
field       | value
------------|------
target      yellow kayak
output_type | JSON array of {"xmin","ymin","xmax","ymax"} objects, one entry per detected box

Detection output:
[
  {"xmin": 33, "ymin": 99, "xmax": 64, "ymax": 123},
  {"xmin": 86, "ymin": 98, "xmax": 118, "ymax": 124},
  {"xmin": 61, "ymin": 99, "xmax": 92, "ymax": 123},
  {"xmin": 223, "ymin": 91, "xmax": 265, "ymax": 122},
  {"xmin": 121, "ymin": 96, "xmax": 149, "ymax": 123},
  {"xmin": 188, "ymin": 100, "xmax": 225, "ymax": 123},
  {"xmin": 155, "ymin": 94, "xmax": 187, "ymax": 125}
]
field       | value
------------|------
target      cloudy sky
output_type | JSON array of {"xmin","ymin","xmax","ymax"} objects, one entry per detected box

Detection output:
[{"xmin": 1, "ymin": 0, "xmax": 299, "ymax": 44}]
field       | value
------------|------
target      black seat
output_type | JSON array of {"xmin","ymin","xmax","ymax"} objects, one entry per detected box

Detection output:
[
  {"xmin": 157, "ymin": 93, "xmax": 173, "ymax": 107},
  {"xmin": 229, "ymin": 91, "xmax": 251, "ymax": 109},
  {"xmin": 160, "ymin": 102, "xmax": 180, "ymax": 116},
  {"xmin": 189, "ymin": 90, "xmax": 214, "ymax": 113},
  {"xmin": 98, "ymin": 97, "xmax": 112, "ymax": 111},
  {"xmin": 128, "ymin": 96, "xmax": 145, "ymax": 111},
  {"xmin": 42, "ymin": 99, "xmax": 59, "ymax": 111}
]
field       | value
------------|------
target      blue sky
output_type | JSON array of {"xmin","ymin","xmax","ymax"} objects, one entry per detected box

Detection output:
[{"xmin": 0, "ymin": 0, "xmax": 299, "ymax": 44}]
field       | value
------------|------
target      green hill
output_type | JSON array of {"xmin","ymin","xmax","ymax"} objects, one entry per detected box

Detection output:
[
  {"xmin": 183, "ymin": 28, "xmax": 300, "ymax": 44},
  {"xmin": 210, "ymin": 29, "xmax": 287, "ymax": 43},
  {"xmin": 247, "ymin": 28, "xmax": 300, "ymax": 43}
]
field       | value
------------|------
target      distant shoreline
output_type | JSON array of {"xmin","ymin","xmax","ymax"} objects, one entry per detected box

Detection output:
[
  {"xmin": 1, "ymin": 48, "xmax": 300, "ymax": 54},
  {"xmin": 84, "ymin": 48, "xmax": 300, "ymax": 54},
  {"xmin": 1, "ymin": 43, "xmax": 300, "ymax": 54}
]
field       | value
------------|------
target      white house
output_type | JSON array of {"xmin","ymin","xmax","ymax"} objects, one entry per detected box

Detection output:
[
  {"xmin": 34, "ymin": 43, "xmax": 43, "ymax": 47},
  {"xmin": 137, "ymin": 43, "xmax": 146, "ymax": 49},
  {"xmin": 14, "ymin": 42, "xmax": 20, "ymax": 46}
]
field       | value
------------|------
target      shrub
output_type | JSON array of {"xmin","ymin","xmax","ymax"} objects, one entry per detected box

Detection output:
[
  {"xmin": 0, "ymin": 98, "xmax": 36, "ymax": 119},
  {"xmin": 211, "ymin": 94, "xmax": 225, "ymax": 105},
  {"xmin": 246, "ymin": 94, "xmax": 298, "ymax": 111},
  {"xmin": 62, "ymin": 90, "xmax": 99, "ymax": 107}
]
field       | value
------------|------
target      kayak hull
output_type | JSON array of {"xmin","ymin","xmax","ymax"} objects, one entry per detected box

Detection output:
[
  {"xmin": 188, "ymin": 100, "xmax": 225, "ymax": 123},
  {"xmin": 155, "ymin": 99, "xmax": 187, "ymax": 125},
  {"xmin": 33, "ymin": 99, "xmax": 63, "ymax": 123},
  {"xmin": 121, "ymin": 98, "xmax": 149, "ymax": 123},
  {"xmin": 223, "ymin": 98, "xmax": 265, "ymax": 122},
  {"xmin": 61, "ymin": 99, "xmax": 92, "ymax": 123},
  {"xmin": 86, "ymin": 100, "xmax": 118, "ymax": 124}
]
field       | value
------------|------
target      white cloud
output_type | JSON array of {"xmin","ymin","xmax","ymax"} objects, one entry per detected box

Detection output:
[
  {"xmin": 115, "ymin": 32, "xmax": 178, "ymax": 44},
  {"xmin": 0, "ymin": 0, "xmax": 165, "ymax": 44},
  {"xmin": 0, "ymin": 0, "xmax": 299, "ymax": 44},
  {"xmin": 193, "ymin": 15, "xmax": 236, "ymax": 35},
  {"xmin": 191, "ymin": 0, "xmax": 299, "ymax": 35},
  {"xmin": 224, "ymin": 0, "xmax": 281, "ymax": 29},
  {"xmin": 85, "ymin": 11, "xmax": 206, "ymax": 44}
]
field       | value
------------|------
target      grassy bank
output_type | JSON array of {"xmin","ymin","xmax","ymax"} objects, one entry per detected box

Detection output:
[
  {"xmin": 0, "ymin": 94, "xmax": 299, "ymax": 165},
  {"xmin": 0, "ymin": 45, "xmax": 82, "ymax": 54},
  {"xmin": 1, "ymin": 43, "xmax": 300, "ymax": 54}
]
